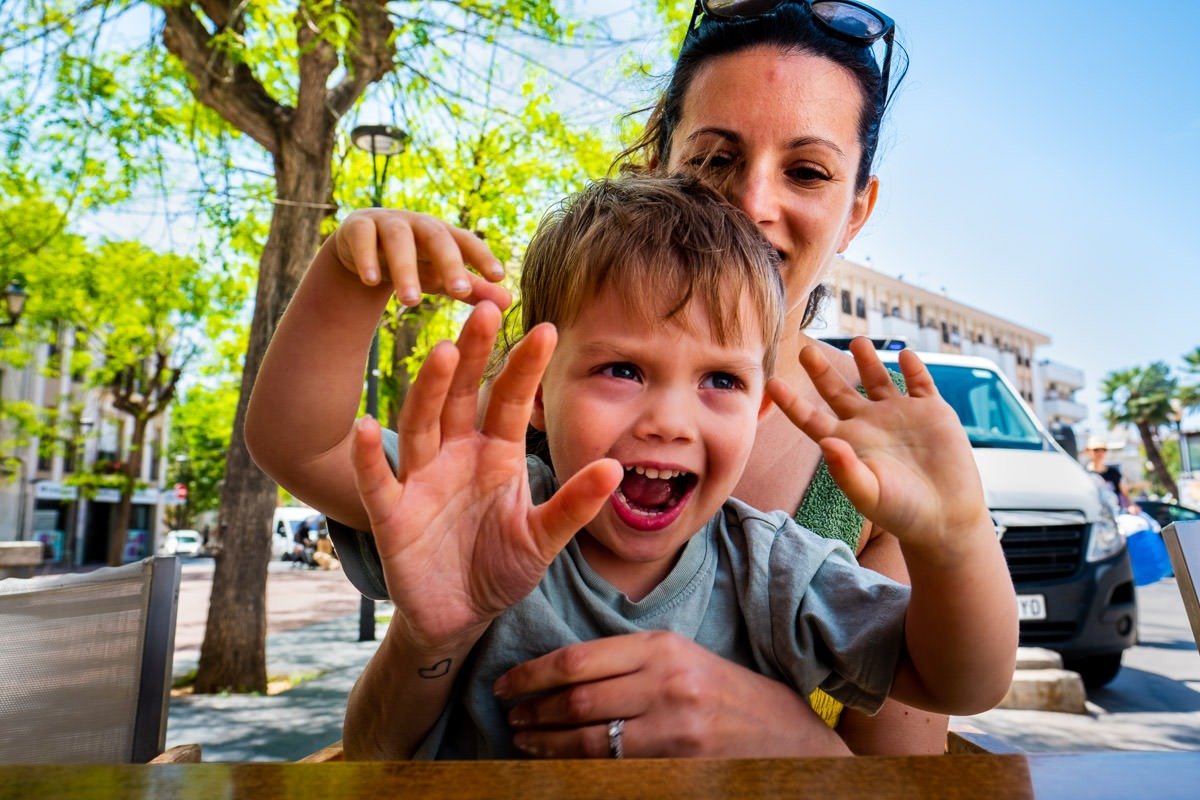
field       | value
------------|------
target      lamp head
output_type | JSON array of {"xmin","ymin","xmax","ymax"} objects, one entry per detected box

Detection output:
[{"xmin": 350, "ymin": 124, "xmax": 409, "ymax": 156}]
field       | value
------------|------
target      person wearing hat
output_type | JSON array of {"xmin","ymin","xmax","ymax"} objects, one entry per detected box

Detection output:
[{"xmin": 1086, "ymin": 436, "xmax": 1127, "ymax": 511}]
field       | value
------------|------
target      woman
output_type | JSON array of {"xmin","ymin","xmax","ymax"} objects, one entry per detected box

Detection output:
[{"xmin": 249, "ymin": 0, "xmax": 950, "ymax": 758}]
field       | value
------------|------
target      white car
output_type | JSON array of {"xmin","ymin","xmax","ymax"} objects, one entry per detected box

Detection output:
[{"xmin": 159, "ymin": 529, "xmax": 204, "ymax": 557}]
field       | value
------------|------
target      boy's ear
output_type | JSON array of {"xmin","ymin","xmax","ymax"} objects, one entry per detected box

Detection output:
[
  {"xmin": 757, "ymin": 392, "xmax": 774, "ymax": 422},
  {"xmin": 530, "ymin": 385, "xmax": 548, "ymax": 432}
]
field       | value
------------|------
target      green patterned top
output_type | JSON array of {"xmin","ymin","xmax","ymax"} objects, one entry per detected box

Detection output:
[{"xmin": 793, "ymin": 369, "xmax": 907, "ymax": 551}]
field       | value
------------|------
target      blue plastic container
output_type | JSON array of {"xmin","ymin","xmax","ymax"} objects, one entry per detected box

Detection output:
[{"xmin": 1126, "ymin": 529, "xmax": 1172, "ymax": 586}]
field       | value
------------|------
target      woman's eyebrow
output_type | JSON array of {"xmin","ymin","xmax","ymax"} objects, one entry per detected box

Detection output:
[
  {"xmin": 685, "ymin": 128, "xmax": 846, "ymax": 159},
  {"xmin": 785, "ymin": 136, "xmax": 846, "ymax": 159}
]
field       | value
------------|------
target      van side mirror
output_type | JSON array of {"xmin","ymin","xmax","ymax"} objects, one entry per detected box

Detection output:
[{"xmin": 1050, "ymin": 423, "xmax": 1078, "ymax": 459}]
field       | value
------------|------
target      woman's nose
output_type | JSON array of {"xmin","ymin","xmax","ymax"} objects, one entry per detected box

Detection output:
[{"xmin": 730, "ymin": 165, "xmax": 781, "ymax": 226}]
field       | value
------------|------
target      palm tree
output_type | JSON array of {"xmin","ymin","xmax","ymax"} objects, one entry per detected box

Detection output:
[
  {"xmin": 1179, "ymin": 346, "xmax": 1200, "ymax": 412},
  {"xmin": 1101, "ymin": 362, "xmax": 1179, "ymax": 498}
]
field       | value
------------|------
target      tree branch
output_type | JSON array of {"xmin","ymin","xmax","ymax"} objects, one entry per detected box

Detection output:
[
  {"xmin": 326, "ymin": 0, "xmax": 395, "ymax": 121},
  {"xmin": 160, "ymin": 3, "xmax": 289, "ymax": 155}
]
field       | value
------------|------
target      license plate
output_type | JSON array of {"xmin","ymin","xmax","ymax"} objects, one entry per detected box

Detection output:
[{"xmin": 1017, "ymin": 594, "xmax": 1047, "ymax": 621}]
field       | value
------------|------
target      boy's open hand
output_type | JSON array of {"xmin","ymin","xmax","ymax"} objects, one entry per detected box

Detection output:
[
  {"xmin": 335, "ymin": 209, "xmax": 512, "ymax": 309},
  {"xmin": 767, "ymin": 338, "xmax": 990, "ymax": 558},
  {"xmin": 351, "ymin": 302, "xmax": 623, "ymax": 655}
]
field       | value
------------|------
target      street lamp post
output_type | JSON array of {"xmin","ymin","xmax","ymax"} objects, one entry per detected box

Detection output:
[
  {"xmin": 2, "ymin": 283, "xmax": 29, "ymax": 541},
  {"xmin": 1170, "ymin": 399, "xmax": 1192, "ymax": 478},
  {"xmin": 350, "ymin": 124, "xmax": 409, "ymax": 642}
]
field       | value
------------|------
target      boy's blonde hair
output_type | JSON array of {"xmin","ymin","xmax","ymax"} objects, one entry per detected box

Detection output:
[{"xmin": 516, "ymin": 174, "xmax": 785, "ymax": 374}]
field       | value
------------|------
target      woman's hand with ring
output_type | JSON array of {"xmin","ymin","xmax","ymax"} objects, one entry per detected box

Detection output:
[{"xmin": 494, "ymin": 630, "xmax": 850, "ymax": 758}]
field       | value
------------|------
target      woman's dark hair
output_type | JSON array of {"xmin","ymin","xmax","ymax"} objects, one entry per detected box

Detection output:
[{"xmin": 618, "ymin": 3, "xmax": 905, "ymax": 329}]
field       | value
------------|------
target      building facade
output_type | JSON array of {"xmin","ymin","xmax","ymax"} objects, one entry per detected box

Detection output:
[
  {"xmin": 0, "ymin": 324, "xmax": 179, "ymax": 565},
  {"xmin": 820, "ymin": 258, "xmax": 1086, "ymax": 431}
]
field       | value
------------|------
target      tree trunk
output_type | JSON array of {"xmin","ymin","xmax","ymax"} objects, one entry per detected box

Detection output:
[
  {"xmin": 385, "ymin": 303, "xmax": 428, "ymax": 431},
  {"xmin": 1138, "ymin": 421, "xmax": 1180, "ymax": 500},
  {"xmin": 194, "ymin": 141, "xmax": 333, "ymax": 693},
  {"xmin": 107, "ymin": 415, "xmax": 149, "ymax": 567}
]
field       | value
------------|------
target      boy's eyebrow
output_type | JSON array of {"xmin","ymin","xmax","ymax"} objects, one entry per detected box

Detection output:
[{"xmin": 572, "ymin": 339, "xmax": 765, "ymax": 373}]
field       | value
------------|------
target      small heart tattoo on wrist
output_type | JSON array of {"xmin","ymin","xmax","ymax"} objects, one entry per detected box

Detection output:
[{"xmin": 418, "ymin": 659, "xmax": 452, "ymax": 679}]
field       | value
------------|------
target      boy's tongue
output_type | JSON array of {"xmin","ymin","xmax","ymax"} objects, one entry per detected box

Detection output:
[{"xmin": 620, "ymin": 472, "xmax": 673, "ymax": 509}]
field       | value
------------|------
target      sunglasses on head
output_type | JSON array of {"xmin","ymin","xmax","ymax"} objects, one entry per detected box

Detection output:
[{"xmin": 685, "ymin": 0, "xmax": 896, "ymax": 102}]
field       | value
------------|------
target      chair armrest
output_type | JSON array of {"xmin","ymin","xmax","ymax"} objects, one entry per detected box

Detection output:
[
  {"xmin": 946, "ymin": 724, "xmax": 1022, "ymax": 755},
  {"xmin": 149, "ymin": 743, "xmax": 203, "ymax": 763},
  {"xmin": 298, "ymin": 740, "xmax": 345, "ymax": 763}
]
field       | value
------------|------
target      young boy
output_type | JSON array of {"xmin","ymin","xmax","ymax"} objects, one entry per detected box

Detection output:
[{"xmin": 247, "ymin": 175, "xmax": 1016, "ymax": 760}]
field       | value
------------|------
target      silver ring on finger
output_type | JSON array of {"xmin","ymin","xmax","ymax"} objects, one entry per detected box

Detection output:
[{"xmin": 607, "ymin": 718, "xmax": 625, "ymax": 759}]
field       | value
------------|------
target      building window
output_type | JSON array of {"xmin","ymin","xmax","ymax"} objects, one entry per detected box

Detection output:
[
  {"xmin": 855, "ymin": 297, "xmax": 866, "ymax": 319},
  {"xmin": 916, "ymin": 305, "xmax": 924, "ymax": 326},
  {"xmin": 841, "ymin": 289, "xmax": 852, "ymax": 314},
  {"xmin": 941, "ymin": 321, "xmax": 950, "ymax": 344}
]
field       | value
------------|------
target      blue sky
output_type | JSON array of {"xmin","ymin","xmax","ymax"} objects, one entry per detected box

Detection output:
[{"xmin": 831, "ymin": 1, "xmax": 1200, "ymax": 433}]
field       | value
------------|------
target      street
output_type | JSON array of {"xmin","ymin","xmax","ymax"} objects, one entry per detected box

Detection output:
[
  {"xmin": 958, "ymin": 578, "xmax": 1200, "ymax": 752},
  {"xmin": 174, "ymin": 557, "xmax": 367, "ymax": 664},
  {"xmin": 170, "ymin": 558, "xmax": 1200, "ymax": 755}
]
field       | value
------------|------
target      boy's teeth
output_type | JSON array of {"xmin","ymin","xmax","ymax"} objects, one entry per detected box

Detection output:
[{"xmin": 631, "ymin": 465, "xmax": 681, "ymax": 480}]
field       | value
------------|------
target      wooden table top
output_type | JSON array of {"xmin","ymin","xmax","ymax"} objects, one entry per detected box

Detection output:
[{"xmin": 2, "ymin": 751, "xmax": 1197, "ymax": 800}]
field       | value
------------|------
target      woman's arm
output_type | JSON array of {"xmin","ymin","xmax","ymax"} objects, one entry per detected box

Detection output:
[{"xmin": 836, "ymin": 529, "xmax": 949, "ymax": 755}]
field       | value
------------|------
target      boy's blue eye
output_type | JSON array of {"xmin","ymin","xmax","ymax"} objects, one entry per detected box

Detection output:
[
  {"xmin": 703, "ymin": 372, "xmax": 743, "ymax": 391},
  {"xmin": 600, "ymin": 363, "xmax": 641, "ymax": 382}
]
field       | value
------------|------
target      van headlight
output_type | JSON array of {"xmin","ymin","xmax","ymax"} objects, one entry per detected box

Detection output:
[{"xmin": 1085, "ymin": 511, "xmax": 1124, "ymax": 562}]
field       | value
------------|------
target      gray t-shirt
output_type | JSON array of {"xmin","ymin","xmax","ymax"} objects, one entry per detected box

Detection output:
[{"xmin": 328, "ymin": 442, "xmax": 910, "ymax": 760}]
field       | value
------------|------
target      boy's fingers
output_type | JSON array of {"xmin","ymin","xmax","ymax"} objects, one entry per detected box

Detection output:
[
  {"xmin": 849, "ymin": 337, "xmax": 899, "ymax": 400},
  {"xmin": 410, "ymin": 215, "xmax": 473, "ymax": 302},
  {"xmin": 448, "ymin": 225, "xmax": 506, "ymax": 283},
  {"xmin": 397, "ymin": 341, "xmax": 459, "ymax": 473},
  {"xmin": 897, "ymin": 349, "xmax": 938, "ymax": 398},
  {"xmin": 458, "ymin": 273, "xmax": 513, "ymax": 310},
  {"xmin": 441, "ymin": 302, "xmax": 502, "ymax": 440},
  {"xmin": 799, "ymin": 345, "xmax": 863, "ymax": 418},
  {"xmin": 766, "ymin": 377, "xmax": 838, "ymax": 443},
  {"xmin": 376, "ymin": 217, "xmax": 420, "ymax": 304},
  {"xmin": 529, "ymin": 458, "xmax": 623, "ymax": 563},
  {"xmin": 341, "ymin": 215, "xmax": 382, "ymax": 285},
  {"xmin": 819, "ymin": 438, "xmax": 881, "ymax": 513},
  {"xmin": 481, "ymin": 324, "xmax": 556, "ymax": 444},
  {"xmin": 350, "ymin": 417, "xmax": 404, "ymax": 529}
]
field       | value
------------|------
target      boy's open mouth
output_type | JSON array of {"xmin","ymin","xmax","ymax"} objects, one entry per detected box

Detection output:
[{"xmin": 610, "ymin": 465, "xmax": 697, "ymax": 532}]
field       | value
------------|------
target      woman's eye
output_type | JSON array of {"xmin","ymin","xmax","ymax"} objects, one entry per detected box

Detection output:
[
  {"xmin": 788, "ymin": 165, "xmax": 830, "ymax": 183},
  {"xmin": 702, "ymin": 372, "xmax": 744, "ymax": 391},
  {"xmin": 687, "ymin": 150, "xmax": 735, "ymax": 170},
  {"xmin": 600, "ymin": 363, "xmax": 642, "ymax": 382}
]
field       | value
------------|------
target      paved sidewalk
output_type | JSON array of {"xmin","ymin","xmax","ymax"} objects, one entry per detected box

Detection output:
[{"xmin": 164, "ymin": 560, "xmax": 386, "ymax": 762}]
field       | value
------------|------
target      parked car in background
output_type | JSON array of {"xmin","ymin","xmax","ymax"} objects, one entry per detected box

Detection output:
[
  {"xmin": 272, "ymin": 506, "xmax": 320, "ymax": 560},
  {"xmin": 876, "ymin": 350, "xmax": 1137, "ymax": 688},
  {"xmin": 159, "ymin": 529, "xmax": 203, "ymax": 557},
  {"xmin": 1137, "ymin": 500, "xmax": 1200, "ymax": 531}
]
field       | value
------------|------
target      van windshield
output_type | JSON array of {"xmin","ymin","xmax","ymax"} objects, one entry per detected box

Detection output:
[{"xmin": 924, "ymin": 364, "xmax": 1048, "ymax": 451}]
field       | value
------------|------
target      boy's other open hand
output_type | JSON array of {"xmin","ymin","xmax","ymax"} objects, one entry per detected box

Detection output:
[
  {"xmin": 767, "ymin": 338, "xmax": 989, "ymax": 558},
  {"xmin": 350, "ymin": 302, "xmax": 621, "ymax": 655},
  {"xmin": 335, "ymin": 209, "xmax": 512, "ymax": 309}
]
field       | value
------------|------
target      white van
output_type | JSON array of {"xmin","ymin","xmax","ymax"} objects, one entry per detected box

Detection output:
[
  {"xmin": 878, "ymin": 351, "xmax": 1136, "ymax": 687},
  {"xmin": 272, "ymin": 506, "xmax": 320, "ymax": 560}
]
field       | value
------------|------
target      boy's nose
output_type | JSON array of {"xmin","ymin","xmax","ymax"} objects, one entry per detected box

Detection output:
[{"xmin": 632, "ymin": 390, "xmax": 696, "ymax": 443}]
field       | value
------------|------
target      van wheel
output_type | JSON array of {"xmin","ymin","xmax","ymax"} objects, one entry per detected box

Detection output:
[{"xmin": 1065, "ymin": 653, "xmax": 1123, "ymax": 688}]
